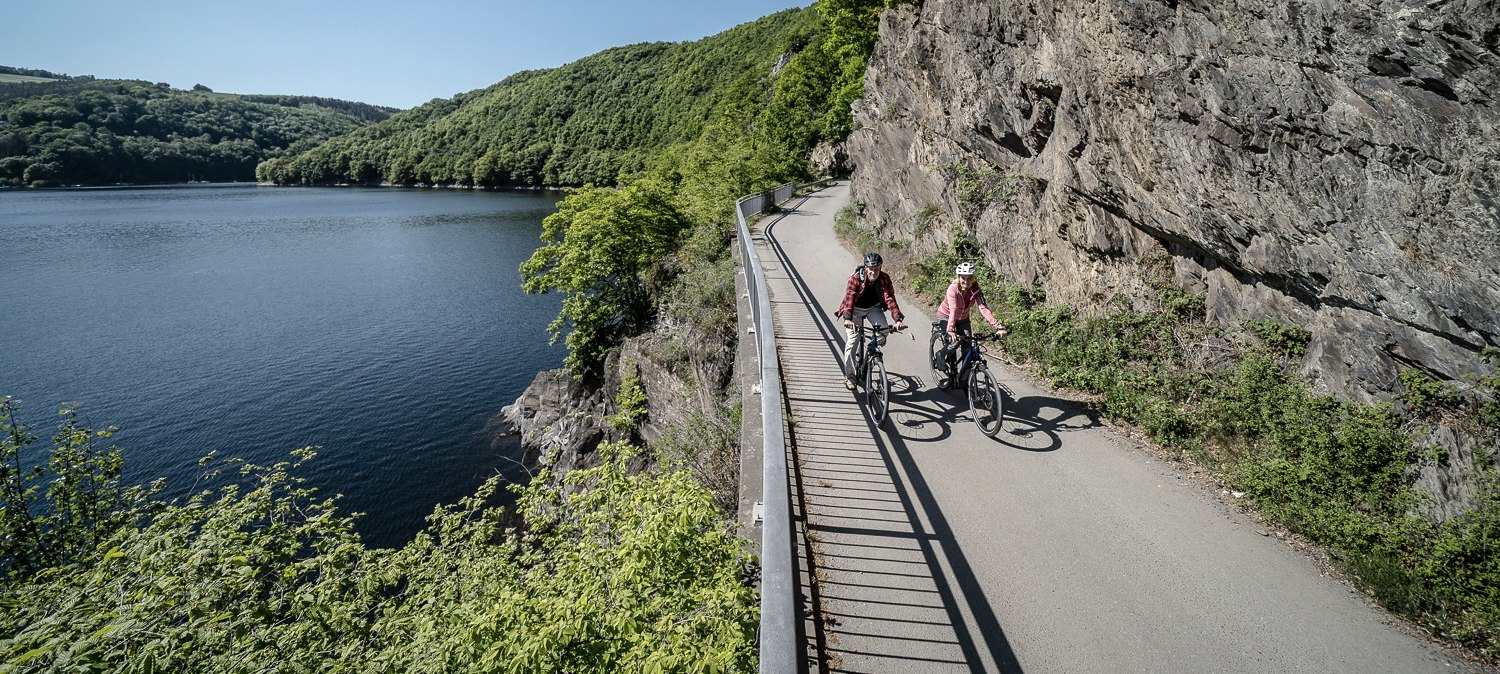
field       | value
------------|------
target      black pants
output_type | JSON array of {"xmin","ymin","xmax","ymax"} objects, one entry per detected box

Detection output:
[{"xmin": 935, "ymin": 318, "xmax": 972, "ymax": 367}]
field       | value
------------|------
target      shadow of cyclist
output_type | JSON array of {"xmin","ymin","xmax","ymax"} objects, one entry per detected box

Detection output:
[
  {"xmin": 880, "ymin": 372, "xmax": 957, "ymax": 443},
  {"xmin": 985, "ymin": 390, "xmax": 1103, "ymax": 452}
]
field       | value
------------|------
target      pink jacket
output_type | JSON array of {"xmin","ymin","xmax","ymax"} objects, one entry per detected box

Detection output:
[{"xmin": 936, "ymin": 281, "xmax": 1001, "ymax": 335}]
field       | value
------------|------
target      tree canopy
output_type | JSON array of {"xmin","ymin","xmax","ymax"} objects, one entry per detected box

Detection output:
[
  {"xmin": 0, "ymin": 79, "xmax": 395, "ymax": 186},
  {"xmin": 518, "ymin": 0, "xmax": 904, "ymax": 377},
  {"xmin": 259, "ymin": 8, "xmax": 824, "ymax": 188}
]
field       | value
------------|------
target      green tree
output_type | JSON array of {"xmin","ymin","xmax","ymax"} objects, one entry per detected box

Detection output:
[
  {"xmin": 812, "ymin": 0, "xmax": 915, "ymax": 139},
  {"xmin": 521, "ymin": 179, "xmax": 690, "ymax": 377}
]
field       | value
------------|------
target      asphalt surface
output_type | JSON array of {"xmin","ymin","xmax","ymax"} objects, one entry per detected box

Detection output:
[{"xmin": 754, "ymin": 181, "xmax": 1482, "ymax": 673}]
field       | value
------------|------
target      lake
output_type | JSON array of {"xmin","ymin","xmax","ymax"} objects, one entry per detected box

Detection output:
[{"xmin": 0, "ymin": 184, "xmax": 565, "ymax": 548}]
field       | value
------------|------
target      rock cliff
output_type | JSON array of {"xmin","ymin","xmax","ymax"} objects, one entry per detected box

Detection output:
[
  {"xmin": 847, "ymin": 0, "xmax": 1498, "ymax": 405},
  {"xmin": 501, "ymin": 329, "xmax": 735, "ymax": 488}
]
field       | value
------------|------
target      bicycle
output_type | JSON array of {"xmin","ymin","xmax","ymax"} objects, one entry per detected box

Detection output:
[
  {"xmin": 846, "ymin": 321, "xmax": 905, "ymax": 426},
  {"xmin": 928, "ymin": 323, "xmax": 1006, "ymax": 437}
]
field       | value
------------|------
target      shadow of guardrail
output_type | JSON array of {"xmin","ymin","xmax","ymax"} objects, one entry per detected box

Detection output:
[{"xmin": 762, "ymin": 196, "xmax": 1025, "ymax": 672}]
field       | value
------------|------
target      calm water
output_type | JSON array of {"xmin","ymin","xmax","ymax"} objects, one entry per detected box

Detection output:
[{"xmin": 0, "ymin": 184, "xmax": 564, "ymax": 548}]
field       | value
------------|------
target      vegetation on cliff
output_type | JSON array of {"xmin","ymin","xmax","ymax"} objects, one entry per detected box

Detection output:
[{"xmin": 0, "ymin": 77, "xmax": 394, "ymax": 187}]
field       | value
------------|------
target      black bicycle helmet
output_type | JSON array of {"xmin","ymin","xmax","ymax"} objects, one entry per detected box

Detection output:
[{"xmin": 863, "ymin": 252, "xmax": 883, "ymax": 267}]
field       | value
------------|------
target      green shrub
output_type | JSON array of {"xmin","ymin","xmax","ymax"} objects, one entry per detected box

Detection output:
[
  {"xmin": 1246, "ymin": 319, "xmax": 1311, "ymax": 358},
  {"xmin": 944, "ymin": 162, "xmax": 1023, "ymax": 224},
  {"xmin": 1, "ymin": 398, "xmax": 160, "ymax": 582},
  {"xmin": 1400, "ymin": 368, "xmax": 1458, "ymax": 410},
  {"xmin": 0, "ymin": 406, "xmax": 759, "ymax": 672},
  {"xmin": 611, "ymin": 366, "xmax": 649, "ymax": 434}
]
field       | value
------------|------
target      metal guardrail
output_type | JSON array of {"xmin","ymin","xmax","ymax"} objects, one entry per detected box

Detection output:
[{"xmin": 735, "ymin": 181, "xmax": 799, "ymax": 674}]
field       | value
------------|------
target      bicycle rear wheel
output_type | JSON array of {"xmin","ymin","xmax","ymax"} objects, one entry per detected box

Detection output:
[
  {"xmin": 864, "ymin": 355, "xmax": 889, "ymax": 425},
  {"xmin": 928, "ymin": 330, "xmax": 947, "ymax": 389},
  {"xmin": 967, "ymin": 366, "xmax": 1005, "ymax": 437}
]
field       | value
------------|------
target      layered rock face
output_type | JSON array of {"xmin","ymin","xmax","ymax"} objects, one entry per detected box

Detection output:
[
  {"xmin": 502, "ymin": 332, "xmax": 729, "ymax": 480},
  {"xmin": 848, "ymin": 0, "xmax": 1499, "ymax": 403}
]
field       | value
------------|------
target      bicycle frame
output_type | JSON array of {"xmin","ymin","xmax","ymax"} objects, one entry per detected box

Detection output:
[
  {"xmin": 850, "ymin": 321, "xmax": 897, "ymax": 377},
  {"xmin": 955, "ymin": 336, "xmax": 988, "ymax": 381},
  {"xmin": 926, "ymin": 328, "xmax": 1004, "ymax": 435},
  {"xmin": 935, "ymin": 330, "xmax": 991, "ymax": 380},
  {"xmin": 847, "ymin": 319, "xmax": 904, "ymax": 426},
  {"xmin": 928, "ymin": 323, "xmax": 1006, "ymax": 435}
]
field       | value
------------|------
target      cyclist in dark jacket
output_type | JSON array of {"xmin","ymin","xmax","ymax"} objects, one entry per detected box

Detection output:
[{"xmin": 835, "ymin": 252, "xmax": 907, "ymax": 388}]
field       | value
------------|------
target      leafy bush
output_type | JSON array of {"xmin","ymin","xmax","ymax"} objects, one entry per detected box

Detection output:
[
  {"xmin": 1246, "ymin": 319, "xmax": 1311, "ymax": 358},
  {"xmin": 0, "ymin": 398, "xmax": 158, "ymax": 582},
  {"xmin": 1400, "ymin": 367, "xmax": 1459, "ymax": 410},
  {"xmin": 611, "ymin": 366, "xmax": 649, "ymax": 434},
  {"xmin": 944, "ymin": 162, "xmax": 1024, "ymax": 224},
  {"xmin": 1, "ymin": 402, "xmax": 758, "ymax": 672},
  {"xmin": 374, "ymin": 444, "xmax": 758, "ymax": 673}
]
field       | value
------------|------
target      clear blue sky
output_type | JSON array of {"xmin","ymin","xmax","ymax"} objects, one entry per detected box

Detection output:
[{"xmin": 4, "ymin": 1, "xmax": 810, "ymax": 109}]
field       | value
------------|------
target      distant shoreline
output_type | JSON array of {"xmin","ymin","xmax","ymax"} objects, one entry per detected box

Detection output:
[
  {"xmin": 4, "ymin": 181, "xmax": 571, "ymax": 194},
  {"xmin": 1, "ymin": 181, "xmax": 251, "ymax": 191},
  {"xmin": 254, "ymin": 181, "xmax": 573, "ymax": 193}
]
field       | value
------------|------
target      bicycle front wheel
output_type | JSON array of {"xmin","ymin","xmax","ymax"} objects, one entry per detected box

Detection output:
[
  {"xmin": 967, "ymin": 366, "xmax": 1005, "ymax": 437},
  {"xmin": 864, "ymin": 355, "xmax": 889, "ymax": 425}
]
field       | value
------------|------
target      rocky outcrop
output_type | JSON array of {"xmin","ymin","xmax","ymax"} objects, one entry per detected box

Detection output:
[
  {"xmin": 809, "ymin": 141, "xmax": 850, "ymax": 177},
  {"xmin": 501, "ymin": 368, "xmax": 610, "ymax": 474},
  {"xmin": 847, "ymin": 0, "xmax": 1499, "ymax": 406},
  {"xmin": 500, "ymin": 330, "xmax": 729, "ymax": 478}
]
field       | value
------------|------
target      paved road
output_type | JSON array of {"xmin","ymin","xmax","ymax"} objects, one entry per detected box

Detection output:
[{"xmin": 753, "ymin": 181, "xmax": 1481, "ymax": 673}]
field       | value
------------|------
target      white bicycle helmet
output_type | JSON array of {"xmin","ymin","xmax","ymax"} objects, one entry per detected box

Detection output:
[{"xmin": 955, "ymin": 262, "xmax": 976, "ymax": 276}]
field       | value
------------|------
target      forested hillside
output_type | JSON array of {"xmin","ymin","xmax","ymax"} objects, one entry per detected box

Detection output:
[
  {"xmin": 258, "ymin": 7, "xmax": 824, "ymax": 188},
  {"xmin": 0, "ymin": 78, "xmax": 396, "ymax": 187}
]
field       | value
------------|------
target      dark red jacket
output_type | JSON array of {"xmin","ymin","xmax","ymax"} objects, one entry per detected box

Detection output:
[{"xmin": 836, "ymin": 269, "xmax": 904, "ymax": 322}]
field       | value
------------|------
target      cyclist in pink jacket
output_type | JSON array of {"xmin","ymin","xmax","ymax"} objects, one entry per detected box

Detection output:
[{"xmin": 934, "ymin": 262, "xmax": 1007, "ymax": 371}]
